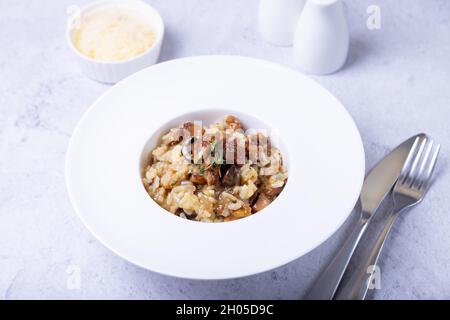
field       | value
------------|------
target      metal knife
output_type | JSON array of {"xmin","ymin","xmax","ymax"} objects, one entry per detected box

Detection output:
[{"xmin": 305, "ymin": 134, "xmax": 425, "ymax": 300}]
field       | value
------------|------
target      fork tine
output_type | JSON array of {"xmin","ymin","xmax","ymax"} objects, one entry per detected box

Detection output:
[
  {"xmin": 405, "ymin": 138, "xmax": 427, "ymax": 186},
  {"xmin": 412, "ymin": 140, "xmax": 433, "ymax": 189},
  {"xmin": 398, "ymin": 137, "xmax": 421, "ymax": 184},
  {"xmin": 419, "ymin": 143, "xmax": 441, "ymax": 191}
]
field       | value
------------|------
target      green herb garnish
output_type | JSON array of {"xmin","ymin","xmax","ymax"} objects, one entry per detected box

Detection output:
[
  {"xmin": 208, "ymin": 139, "xmax": 223, "ymax": 166},
  {"xmin": 210, "ymin": 140, "xmax": 217, "ymax": 151},
  {"xmin": 212, "ymin": 148, "xmax": 224, "ymax": 165}
]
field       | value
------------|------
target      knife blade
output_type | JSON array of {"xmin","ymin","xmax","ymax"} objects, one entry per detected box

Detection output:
[
  {"xmin": 360, "ymin": 134, "xmax": 427, "ymax": 216},
  {"xmin": 306, "ymin": 133, "xmax": 425, "ymax": 300}
]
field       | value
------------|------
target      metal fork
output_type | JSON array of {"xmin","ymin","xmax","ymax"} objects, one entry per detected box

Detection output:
[{"xmin": 335, "ymin": 137, "xmax": 441, "ymax": 300}]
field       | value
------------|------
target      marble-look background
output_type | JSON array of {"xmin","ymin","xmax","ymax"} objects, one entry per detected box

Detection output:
[{"xmin": 0, "ymin": 0, "xmax": 449, "ymax": 299}]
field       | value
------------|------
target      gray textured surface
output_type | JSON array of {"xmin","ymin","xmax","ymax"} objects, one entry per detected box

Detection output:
[{"xmin": 0, "ymin": 0, "xmax": 449, "ymax": 299}]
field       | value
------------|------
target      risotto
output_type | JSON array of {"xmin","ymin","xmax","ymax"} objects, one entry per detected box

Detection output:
[{"xmin": 142, "ymin": 115, "xmax": 288, "ymax": 222}]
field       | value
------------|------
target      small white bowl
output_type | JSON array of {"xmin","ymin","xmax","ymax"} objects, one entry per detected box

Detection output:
[{"xmin": 66, "ymin": 0, "xmax": 164, "ymax": 84}]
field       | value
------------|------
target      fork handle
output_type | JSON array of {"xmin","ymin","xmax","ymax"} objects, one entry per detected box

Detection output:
[
  {"xmin": 334, "ymin": 210, "xmax": 401, "ymax": 300},
  {"xmin": 305, "ymin": 216, "xmax": 369, "ymax": 300}
]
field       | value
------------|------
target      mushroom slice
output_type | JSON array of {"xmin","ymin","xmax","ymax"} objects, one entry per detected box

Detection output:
[
  {"xmin": 190, "ymin": 173, "xmax": 207, "ymax": 185},
  {"xmin": 252, "ymin": 193, "xmax": 272, "ymax": 213},
  {"xmin": 204, "ymin": 167, "xmax": 220, "ymax": 186},
  {"xmin": 222, "ymin": 165, "xmax": 240, "ymax": 186},
  {"xmin": 264, "ymin": 187, "xmax": 283, "ymax": 198},
  {"xmin": 224, "ymin": 115, "xmax": 243, "ymax": 131}
]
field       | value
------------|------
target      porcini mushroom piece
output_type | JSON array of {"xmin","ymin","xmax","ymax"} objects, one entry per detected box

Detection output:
[
  {"xmin": 224, "ymin": 115, "xmax": 243, "ymax": 131},
  {"xmin": 204, "ymin": 167, "xmax": 220, "ymax": 186},
  {"xmin": 222, "ymin": 165, "xmax": 240, "ymax": 186},
  {"xmin": 252, "ymin": 193, "xmax": 272, "ymax": 213},
  {"xmin": 264, "ymin": 187, "xmax": 283, "ymax": 198},
  {"xmin": 190, "ymin": 173, "xmax": 207, "ymax": 185}
]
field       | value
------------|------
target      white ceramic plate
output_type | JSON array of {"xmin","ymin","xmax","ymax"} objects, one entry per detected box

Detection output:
[{"xmin": 66, "ymin": 56, "xmax": 364, "ymax": 280}]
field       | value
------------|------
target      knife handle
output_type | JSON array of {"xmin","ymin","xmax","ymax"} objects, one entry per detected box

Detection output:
[
  {"xmin": 334, "ymin": 211, "xmax": 400, "ymax": 300},
  {"xmin": 305, "ymin": 215, "xmax": 369, "ymax": 300}
]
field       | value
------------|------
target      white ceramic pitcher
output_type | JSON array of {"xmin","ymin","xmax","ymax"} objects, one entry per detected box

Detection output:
[
  {"xmin": 293, "ymin": 0, "xmax": 349, "ymax": 74},
  {"xmin": 258, "ymin": 0, "xmax": 306, "ymax": 46}
]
